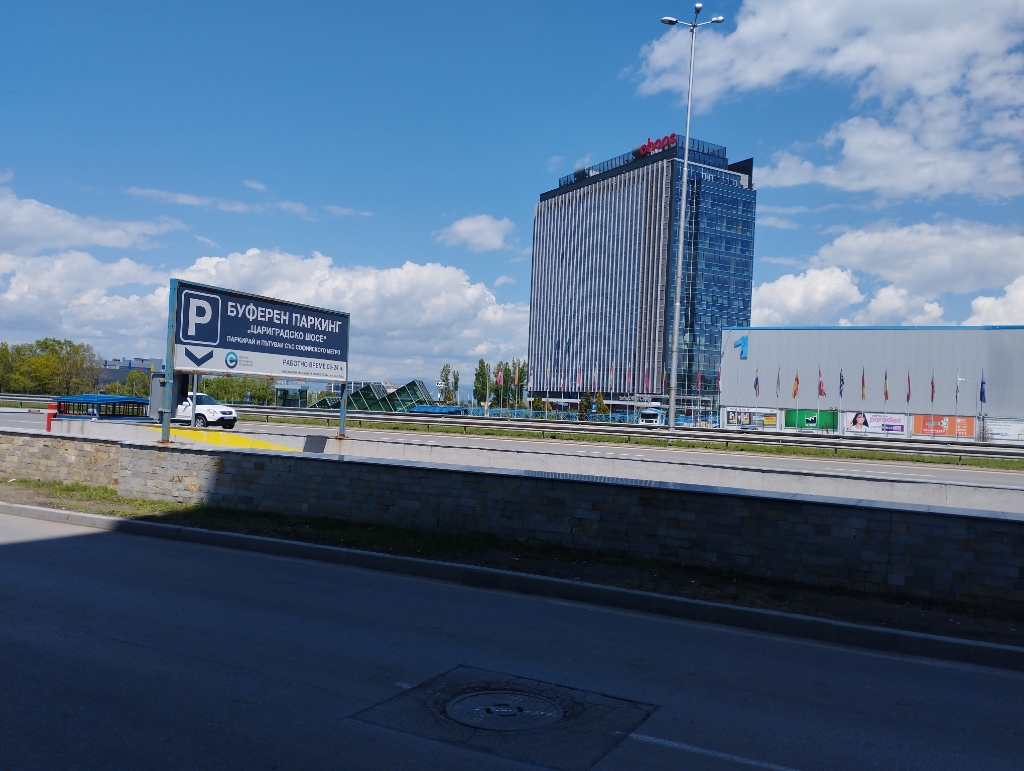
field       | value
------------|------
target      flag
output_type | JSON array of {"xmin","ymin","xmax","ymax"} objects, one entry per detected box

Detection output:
[
  {"xmin": 513, "ymin": 366, "xmax": 519, "ymax": 387},
  {"xmin": 644, "ymin": 369, "xmax": 650, "ymax": 391},
  {"xmin": 861, "ymin": 367, "xmax": 866, "ymax": 400},
  {"xmin": 981, "ymin": 370, "xmax": 987, "ymax": 404},
  {"xmin": 718, "ymin": 371, "xmax": 721, "ymax": 392},
  {"xmin": 884, "ymin": 370, "xmax": 889, "ymax": 402},
  {"xmin": 839, "ymin": 369, "xmax": 845, "ymax": 399},
  {"xmin": 626, "ymin": 369, "xmax": 632, "ymax": 390},
  {"xmin": 697, "ymin": 373, "xmax": 702, "ymax": 393},
  {"xmin": 776, "ymin": 367, "xmax": 781, "ymax": 398},
  {"xmin": 792, "ymin": 369, "xmax": 800, "ymax": 398},
  {"xmin": 817, "ymin": 367, "xmax": 826, "ymax": 397},
  {"xmin": 930, "ymin": 370, "xmax": 935, "ymax": 403},
  {"xmin": 754, "ymin": 368, "xmax": 760, "ymax": 397},
  {"xmin": 906, "ymin": 370, "xmax": 911, "ymax": 404},
  {"xmin": 496, "ymin": 368, "xmax": 503, "ymax": 387}
]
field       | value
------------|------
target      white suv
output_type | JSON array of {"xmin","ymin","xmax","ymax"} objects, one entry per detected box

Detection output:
[{"xmin": 173, "ymin": 393, "xmax": 237, "ymax": 429}]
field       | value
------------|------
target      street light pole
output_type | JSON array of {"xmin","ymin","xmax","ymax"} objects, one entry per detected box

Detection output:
[{"xmin": 662, "ymin": 4, "xmax": 724, "ymax": 431}]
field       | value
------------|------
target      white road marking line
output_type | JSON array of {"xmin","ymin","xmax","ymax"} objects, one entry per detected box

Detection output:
[{"xmin": 629, "ymin": 734, "xmax": 804, "ymax": 771}]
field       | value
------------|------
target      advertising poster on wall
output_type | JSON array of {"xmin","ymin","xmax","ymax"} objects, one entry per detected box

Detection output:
[
  {"xmin": 725, "ymin": 409, "xmax": 778, "ymax": 430},
  {"xmin": 982, "ymin": 418, "xmax": 1024, "ymax": 442},
  {"xmin": 844, "ymin": 412, "xmax": 908, "ymax": 436},
  {"xmin": 784, "ymin": 410, "xmax": 838, "ymax": 430},
  {"xmin": 912, "ymin": 415, "xmax": 976, "ymax": 438}
]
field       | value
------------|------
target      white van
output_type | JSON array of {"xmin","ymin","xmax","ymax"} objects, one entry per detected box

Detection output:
[{"xmin": 173, "ymin": 393, "xmax": 237, "ymax": 429}]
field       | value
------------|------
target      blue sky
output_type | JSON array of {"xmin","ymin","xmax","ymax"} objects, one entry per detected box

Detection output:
[{"xmin": 2, "ymin": 1, "xmax": 1023, "ymax": 381}]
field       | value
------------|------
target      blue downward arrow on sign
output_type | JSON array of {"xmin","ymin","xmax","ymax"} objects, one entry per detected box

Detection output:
[{"xmin": 184, "ymin": 348, "xmax": 213, "ymax": 366}]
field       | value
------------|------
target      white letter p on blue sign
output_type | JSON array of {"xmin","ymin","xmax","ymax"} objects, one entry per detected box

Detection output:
[{"xmin": 180, "ymin": 290, "xmax": 221, "ymax": 345}]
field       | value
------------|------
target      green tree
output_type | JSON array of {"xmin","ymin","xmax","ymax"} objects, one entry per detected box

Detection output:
[
  {"xmin": 531, "ymin": 395, "xmax": 543, "ymax": 412},
  {"xmin": 0, "ymin": 342, "xmax": 15, "ymax": 393},
  {"xmin": 199, "ymin": 375, "xmax": 274, "ymax": 404},
  {"xmin": 438, "ymin": 363, "xmax": 456, "ymax": 405},
  {"xmin": 473, "ymin": 359, "xmax": 489, "ymax": 405},
  {"xmin": 452, "ymin": 369, "xmax": 460, "ymax": 404},
  {"xmin": 105, "ymin": 370, "xmax": 151, "ymax": 397},
  {"xmin": 490, "ymin": 360, "xmax": 516, "ymax": 408},
  {"xmin": 0, "ymin": 338, "xmax": 100, "ymax": 395},
  {"xmin": 577, "ymin": 390, "xmax": 593, "ymax": 420},
  {"xmin": 595, "ymin": 391, "xmax": 610, "ymax": 415}
]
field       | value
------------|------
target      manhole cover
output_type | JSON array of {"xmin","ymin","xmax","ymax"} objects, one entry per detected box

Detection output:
[{"xmin": 445, "ymin": 690, "xmax": 564, "ymax": 730}]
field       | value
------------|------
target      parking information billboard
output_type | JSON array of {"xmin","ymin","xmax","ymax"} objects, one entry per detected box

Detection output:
[{"xmin": 170, "ymin": 279, "xmax": 349, "ymax": 380}]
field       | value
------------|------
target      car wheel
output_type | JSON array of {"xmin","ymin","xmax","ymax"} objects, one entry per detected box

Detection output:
[
  {"xmin": 195, "ymin": 414, "xmax": 208, "ymax": 428},
  {"xmin": 225, "ymin": 421, "xmax": 236, "ymax": 429}
]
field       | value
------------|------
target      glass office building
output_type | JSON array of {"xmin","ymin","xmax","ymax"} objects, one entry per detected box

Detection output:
[{"xmin": 528, "ymin": 135, "xmax": 756, "ymax": 410}]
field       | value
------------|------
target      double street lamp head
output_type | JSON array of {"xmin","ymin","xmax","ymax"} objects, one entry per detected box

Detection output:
[{"xmin": 661, "ymin": 6, "xmax": 724, "ymax": 26}]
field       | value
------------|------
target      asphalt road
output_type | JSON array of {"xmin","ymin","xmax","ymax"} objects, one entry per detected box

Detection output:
[
  {"xmin": 6, "ymin": 410, "xmax": 1024, "ymax": 492},
  {"xmin": 1, "ymin": 512, "xmax": 1021, "ymax": 770}
]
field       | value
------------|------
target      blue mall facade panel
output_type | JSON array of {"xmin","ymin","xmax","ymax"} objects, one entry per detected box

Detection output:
[{"xmin": 528, "ymin": 135, "xmax": 756, "ymax": 408}]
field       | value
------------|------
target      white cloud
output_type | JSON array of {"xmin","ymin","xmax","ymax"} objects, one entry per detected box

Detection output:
[
  {"xmin": 0, "ymin": 186, "xmax": 183, "ymax": 254},
  {"xmin": 751, "ymin": 267, "xmax": 864, "ymax": 325},
  {"xmin": 758, "ymin": 215, "xmax": 799, "ymax": 230},
  {"xmin": 811, "ymin": 219, "xmax": 1024, "ymax": 299},
  {"xmin": 573, "ymin": 154, "xmax": 593, "ymax": 170},
  {"xmin": 966, "ymin": 276, "xmax": 1024, "ymax": 325},
  {"xmin": 493, "ymin": 275, "xmax": 515, "ymax": 287},
  {"xmin": 547, "ymin": 156, "xmax": 564, "ymax": 172},
  {"xmin": 128, "ymin": 187, "xmax": 316, "ymax": 218},
  {"xmin": 758, "ymin": 205, "xmax": 808, "ymax": 215},
  {"xmin": 325, "ymin": 205, "xmax": 372, "ymax": 217},
  {"xmin": 755, "ymin": 218, "xmax": 1024, "ymax": 326},
  {"xmin": 194, "ymin": 235, "xmax": 219, "ymax": 247},
  {"xmin": 0, "ymin": 251, "xmax": 169, "ymax": 352},
  {"xmin": 640, "ymin": 0, "xmax": 1024, "ymax": 198},
  {"xmin": 0, "ymin": 170, "xmax": 12, "ymax": 184},
  {"xmin": 242, "ymin": 179, "xmax": 266, "ymax": 191},
  {"xmin": 0, "ymin": 247, "xmax": 527, "ymax": 378},
  {"xmin": 845, "ymin": 285, "xmax": 951, "ymax": 326},
  {"xmin": 128, "ymin": 186, "xmax": 253, "ymax": 213},
  {"xmin": 276, "ymin": 201, "xmax": 312, "ymax": 219},
  {"xmin": 436, "ymin": 215, "xmax": 516, "ymax": 252}
]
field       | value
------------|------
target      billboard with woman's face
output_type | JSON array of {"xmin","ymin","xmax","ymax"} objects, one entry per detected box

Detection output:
[{"xmin": 844, "ymin": 412, "xmax": 908, "ymax": 436}]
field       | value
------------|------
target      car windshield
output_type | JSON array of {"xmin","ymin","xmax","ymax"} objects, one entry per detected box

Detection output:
[{"xmin": 190, "ymin": 394, "xmax": 221, "ymax": 406}]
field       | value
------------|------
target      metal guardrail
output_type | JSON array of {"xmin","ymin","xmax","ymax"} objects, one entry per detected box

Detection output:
[
  {"xmin": 4, "ymin": 394, "xmax": 1019, "ymax": 461},
  {"xmin": 0, "ymin": 393, "xmax": 55, "ymax": 407},
  {"xmin": 227, "ymin": 404, "xmax": 1024, "ymax": 462}
]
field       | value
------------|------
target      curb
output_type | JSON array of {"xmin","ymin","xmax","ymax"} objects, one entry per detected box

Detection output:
[{"xmin": 2, "ymin": 500, "xmax": 1022, "ymax": 674}]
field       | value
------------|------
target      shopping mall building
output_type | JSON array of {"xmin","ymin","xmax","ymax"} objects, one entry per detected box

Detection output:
[
  {"xmin": 527, "ymin": 133, "xmax": 756, "ymax": 410},
  {"xmin": 718, "ymin": 325, "xmax": 1024, "ymax": 441}
]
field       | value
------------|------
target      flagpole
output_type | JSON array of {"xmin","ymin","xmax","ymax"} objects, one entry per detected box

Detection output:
[{"xmin": 816, "ymin": 365, "xmax": 820, "ymax": 433}]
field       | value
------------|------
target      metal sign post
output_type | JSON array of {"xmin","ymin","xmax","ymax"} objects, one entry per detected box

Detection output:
[{"xmin": 161, "ymin": 278, "xmax": 179, "ymax": 442}]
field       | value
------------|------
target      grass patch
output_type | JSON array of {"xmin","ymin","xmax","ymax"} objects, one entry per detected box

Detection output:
[
  {"xmin": 338, "ymin": 419, "xmax": 1024, "ymax": 471},
  {"xmin": 0, "ymin": 400, "xmax": 48, "ymax": 409},
  {"xmin": 239, "ymin": 414, "xmax": 337, "ymax": 427},
  {"xmin": 1, "ymin": 478, "xmax": 196, "ymax": 516}
]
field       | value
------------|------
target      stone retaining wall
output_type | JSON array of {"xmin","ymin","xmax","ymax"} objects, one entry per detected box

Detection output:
[
  {"xmin": 0, "ymin": 431, "xmax": 120, "ymax": 486},
  {"xmin": 3, "ymin": 428, "xmax": 1022, "ymax": 608}
]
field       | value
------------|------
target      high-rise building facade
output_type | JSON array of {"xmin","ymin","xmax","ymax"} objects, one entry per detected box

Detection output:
[{"xmin": 528, "ymin": 134, "xmax": 756, "ymax": 409}]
